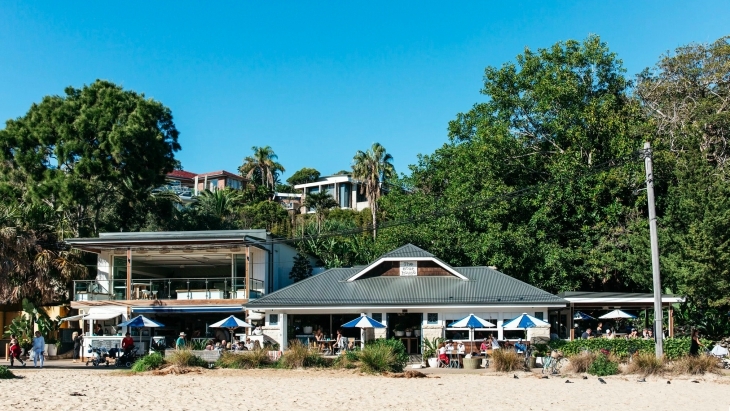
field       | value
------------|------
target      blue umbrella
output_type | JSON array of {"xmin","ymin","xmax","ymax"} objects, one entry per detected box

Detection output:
[
  {"xmin": 573, "ymin": 311, "xmax": 594, "ymax": 321},
  {"xmin": 449, "ymin": 314, "xmax": 495, "ymax": 341},
  {"xmin": 210, "ymin": 315, "xmax": 253, "ymax": 344},
  {"xmin": 502, "ymin": 313, "xmax": 550, "ymax": 329},
  {"xmin": 117, "ymin": 315, "xmax": 165, "ymax": 352},
  {"xmin": 341, "ymin": 314, "xmax": 386, "ymax": 349}
]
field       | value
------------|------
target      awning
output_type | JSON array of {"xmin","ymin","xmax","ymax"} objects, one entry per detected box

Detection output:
[
  {"xmin": 84, "ymin": 312, "xmax": 123, "ymax": 320},
  {"xmin": 60, "ymin": 314, "xmax": 87, "ymax": 322},
  {"xmin": 132, "ymin": 306, "xmax": 244, "ymax": 314}
]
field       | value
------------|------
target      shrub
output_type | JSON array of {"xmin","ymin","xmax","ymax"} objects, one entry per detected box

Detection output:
[
  {"xmin": 0, "ymin": 366, "xmax": 17, "ymax": 379},
  {"xmin": 279, "ymin": 340, "xmax": 323, "ymax": 369},
  {"xmin": 359, "ymin": 343, "xmax": 397, "ymax": 373},
  {"xmin": 333, "ymin": 352, "xmax": 358, "ymax": 369},
  {"xmin": 663, "ymin": 338, "xmax": 713, "ymax": 360},
  {"xmin": 671, "ymin": 355, "xmax": 721, "ymax": 375},
  {"xmin": 216, "ymin": 350, "xmax": 271, "ymax": 369},
  {"xmin": 364, "ymin": 339, "xmax": 408, "ymax": 372},
  {"xmin": 587, "ymin": 353, "xmax": 619, "ymax": 376},
  {"xmin": 626, "ymin": 352, "xmax": 666, "ymax": 376},
  {"xmin": 131, "ymin": 353, "xmax": 167, "ymax": 372},
  {"xmin": 492, "ymin": 349, "xmax": 522, "ymax": 372},
  {"xmin": 567, "ymin": 351, "xmax": 596, "ymax": 373},
  {"xmin": 166, "ymin": 350, "xmax": 207, "ymax": 368}
]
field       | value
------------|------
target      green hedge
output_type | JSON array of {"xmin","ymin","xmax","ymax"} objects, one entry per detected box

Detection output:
[{"xmin": 547, "ymin": 337, "xmax": 712, "ymax": 360}]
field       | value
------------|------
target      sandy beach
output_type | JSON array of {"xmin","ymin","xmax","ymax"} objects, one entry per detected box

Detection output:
[{"xmin": 2, "ymin": 362, "xmax": 729, "ymax": 411}]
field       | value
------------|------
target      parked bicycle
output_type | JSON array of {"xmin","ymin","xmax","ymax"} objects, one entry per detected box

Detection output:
[{"xmin": 542, "ymin": 347, "xmax": 566, "ymax": 374}]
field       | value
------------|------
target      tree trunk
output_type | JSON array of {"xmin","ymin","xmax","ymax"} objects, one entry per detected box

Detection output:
[{"xmin": 371, "ymin": 205, "xmax": 377, "ymax": 239}]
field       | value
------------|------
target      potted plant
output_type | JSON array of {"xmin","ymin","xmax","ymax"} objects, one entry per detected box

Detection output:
[
  {"xmin": 405, "ymin": 328, "xmax": 413, "ymax": 337},
  {"xmin": 37, "ymin": 316, "xmax": 61, "ymax": 357},
  {"xmin": 422, "ymin": 337, "xmax": 444, "ymax": 367},
  {"xmin": 302, "ymin": 325, "xmax": 313, "ymax": 335},
  {"xmin": 394, "ymin": 323, "xmax": 405, "ymax": 337},
  {"xmin": 414, "ymin": 329, "xmax": 421, "ymax": 337}
]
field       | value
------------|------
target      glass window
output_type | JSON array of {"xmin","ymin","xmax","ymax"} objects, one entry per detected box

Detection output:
[
  {"xmin": 372, "ymin": 313, "xmax": 382, "ymax": 323},
  {"xmin": 427, "ymin": 313, "xmax": 438, "ymax": 324},
  {"xmin": 208, "ymin": 179, "xmax": 218, "ymax": 191},
  {"xmin": 534, "ymin": 312, "xmax": 544, "ymax": 320},
  {"xmin": 269, "ymin": 314, "xmax": 278, "ymax": 325},
  {"xmin": 339, "ymin": 183, "xmax": 351, "ymax": 208}
]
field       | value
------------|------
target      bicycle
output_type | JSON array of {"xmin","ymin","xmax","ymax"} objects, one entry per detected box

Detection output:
[{"xmin": 542, "ymin": 348, "xmax": 566, "ymax": 374}]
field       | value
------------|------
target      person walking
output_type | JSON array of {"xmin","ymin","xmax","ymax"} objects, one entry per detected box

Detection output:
[
  {"xmin": 689, "ymin": 329, "xmax": 704, "ymax": 357},
  {"xmin": 8, "ymin": 335, "xmax": 26, "ymax": 367},
  {"xmin": 31, "ymin": 331, "xmax": 45, "ymax": 368},
  {"xmin": 72, "ymin": 332, "xmax": 83, "ymax": 363}
]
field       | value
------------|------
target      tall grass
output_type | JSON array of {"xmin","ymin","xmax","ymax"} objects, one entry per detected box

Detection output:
[
  {"xmin": 166, "ymin": 350, "xmax": 207, "ymax": 368},
  {"xmin": 626, "ymin": 352, "xmax": 666, "ymax": 376},
  {"xmin": 279, "ymin": 340, "xmax": 323, "ymax": 369},
  {"xmin": 131, "ymin": 353, "xmax": 167, "ymax": 372},
  {"xmin": 217, "ymin": 350, "xmax": 271, "ymax": 369},
  {"xmin": 492, "ymin": 349, "xmax": 522, "ymax": 372},
  {"xmin": 671, "ymin": 355, "xmax": 721, "ymax": 375},
  {"xmin": 567, "ymin": 351, "xmax": 595, "ymax": 373},
  {"xmin": 359, "ymin": 343, "xmax": 398, "ymax": 374}
]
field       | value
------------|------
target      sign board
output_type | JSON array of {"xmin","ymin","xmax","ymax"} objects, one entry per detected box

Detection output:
[{"xmin": 399, "ymin": 261, "xmax": 417, "ymax": 276}]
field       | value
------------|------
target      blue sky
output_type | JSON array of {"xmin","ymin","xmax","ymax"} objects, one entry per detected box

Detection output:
[{"xmin": 1, "ymin": 1, "xmax": 728, "ymax": 181}]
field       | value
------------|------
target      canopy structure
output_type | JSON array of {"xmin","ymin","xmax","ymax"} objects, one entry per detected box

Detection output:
[
  {"xmin": 502, "ymin": 313, "xmax": 550, "ymax": 329},
  {"xmin": 599, "ymin": 310, "xmax": 636, "ymax": 319},
  {"xmin": 573, "ymin": 311, "xmax": 594, "ymax": 321},
  {"xmin": 341, "ymin": 314, "xmax": 386, "ymax": 349},
  {"xmin": 210, "ymin": 315, "xmax": 253, "ymax": 344},
  {"xmin": 118, "ymin": 315, "xmax": 165, "ymax": 352},
  {"xmin": 59, "ymin": 314, "xmax": 87, "ymax": 322},
  {"xmin": 448, "ymin": 314, "xmax": 495, "ymax": 341}
]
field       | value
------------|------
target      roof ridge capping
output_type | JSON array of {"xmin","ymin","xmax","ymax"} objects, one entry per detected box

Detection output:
[{"xmin": 346, "ymin": 243, "xmax": 468, "ymax": 282}]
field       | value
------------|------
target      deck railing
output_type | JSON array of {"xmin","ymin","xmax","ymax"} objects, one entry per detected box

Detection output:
[{"xmin": 73, "ymin": 277, "xmax": 264, "ymax": 301}]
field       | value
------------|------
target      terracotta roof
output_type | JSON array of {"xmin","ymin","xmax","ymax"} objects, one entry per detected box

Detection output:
[
  {"xmin": 167, "ymin": 170, "xmax": 197, "ymax": 179},
  {"xmin": 196, "ymin": 170, "xmax": 246, "ymax": 180}
]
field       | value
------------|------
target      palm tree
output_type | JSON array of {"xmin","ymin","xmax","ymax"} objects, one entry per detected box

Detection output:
[
  {"xmin": 238, "ymin": 146, "xmax": 285, "ymax": 191},
  {"xmin": 352, "ymin": 143, "xmax": 395, "ymax": 239},
  {"xmin": 303, "ymin": 191, "xmax": 338, "ymax": 233},
  {"xmin": 192, "ymin": 188, "xmax": 244, "ymax": 221}
]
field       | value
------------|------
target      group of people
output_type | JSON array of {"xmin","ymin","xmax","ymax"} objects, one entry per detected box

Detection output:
[
  {"xmin": 581, "ymin": 323, "xmax": 657, "ymax": 340},
  {"xmin": 313, "ymin": 328, "xmax": 353, "ymax": 352},
  {"xmin": 8, "ymin": 331, "xmax": 46, "ymax": 368},
  {"xmin": 175, "ymin": 331, "xmax": 260, "ymax": 352}
]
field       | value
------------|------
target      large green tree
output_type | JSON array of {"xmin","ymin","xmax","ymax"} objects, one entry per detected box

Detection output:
[
  {"xmin": 352, "ymin": 143, "xmax": 395, "ymax": 239},
  {"xmin": 303, "ymin": 191, "xmax": 338, "ymax": 233},
  {"xmin": 286, "ymin": 167, "xmax": 321, "ymax": 187},
  {"xmin": 0, "ymin": 80, "xmax": 181, "ymax": 237},
  {"xmin": 238, "ymin": 146, "xmax": 285, "ymax": 192},
  {"xmin": 378, "ymin": 35, "xmax": 648, "ymax": 293}
]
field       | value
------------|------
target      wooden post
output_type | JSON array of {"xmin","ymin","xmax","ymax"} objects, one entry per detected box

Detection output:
[{"xmin": 668, "ymin": 306, "xmax": 674, "ymax": 338}]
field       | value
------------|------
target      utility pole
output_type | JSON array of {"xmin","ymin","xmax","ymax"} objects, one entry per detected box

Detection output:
[{"xmin": 644, "ymin": 142, "xmax": 664, "ymax": 357}]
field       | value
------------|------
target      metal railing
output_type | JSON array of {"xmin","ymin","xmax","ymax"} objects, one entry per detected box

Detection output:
[{"xmin": 73, "ymin": 277, "xmax": 265, "ymax": 301}]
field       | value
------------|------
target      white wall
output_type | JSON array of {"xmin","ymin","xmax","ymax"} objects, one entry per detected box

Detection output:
[{"xmin": 96, "ymin": 252, "xmax": 112, "ymax": 293}]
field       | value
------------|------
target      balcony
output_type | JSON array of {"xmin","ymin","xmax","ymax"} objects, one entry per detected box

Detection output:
[{"xmin": 74, "ymin": 277, "xmax": 264, "ymax": 302}]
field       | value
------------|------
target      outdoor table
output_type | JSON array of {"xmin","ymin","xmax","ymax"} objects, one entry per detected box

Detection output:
[
  {"xmin": 318, "ymin": 339, "xmax": 336, "ymax": 354},
  {"xmin": 446, "ymin": 350, "xmax": 464, "ymax": 368}
]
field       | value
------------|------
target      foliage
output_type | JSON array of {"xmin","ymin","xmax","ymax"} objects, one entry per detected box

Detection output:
[
  {"xmin": 363, "ymin": 338, "xmax": 409, "ymax": 372},
  {"xmin": 286, "ymin": 167, "xmax": 321, "ymax": 187},
  {"xmin": 216, "ymin": 350, "xmax": 271, "ymax": 369},
  {"xmin": 553, "ymin": 338, "xmax": 654, "ymax": 359},
  {"xmin": 3, "ymin": 314, "xmax": 32, "ymax": 350},
  {"xmin": 0, "ymin": 80, "xmax": 181, "ymax": 237},
  {"xmin": 131, "ymin": 352, "xmax": 167, "ymax": 372},
  {"xmin": 332, "ymin": 351, "xmax": 359, "ymax": 369},
  {"xmin": 587, "ymin": 353, "xmax": 619, "ymax": 376},
  {"xmin": 359, "ymin": 343, "xmax": 398, "ymax": 374},
  {"xmin": 422, "ymin": 337, "xmax": 444, "ymax": 359},
  {"xmin": 187, "ymin": 340, "xmax": 209, "ymax": 351},
  {"xmin": 352, "ymin": 142, "xmax": 395, "ymax": 239},
  {"xmin": 303, "ymin": 192, "xmax": 338, "ymax": 233},
  {"xmin": 240, "ymin": 200, "xmax": 290, "ymax": 233},
  {"xmin": 279, "ymin": 340, "xmax": 323, "ymax": 368},
  {"xmin": 567, "ymin": 351, "xmax": 596, "ymax": 373},
  {"xmin": 663, "ymin": 337, "xmax": 714, "ymax": 360},
  {"xmin": 192, "ymin": 188, "xmax": 244, "ymax": 222},
  {"xmin": 0, "ymin": 366, "xmax": 17, "ymax": 379},
  {"xmin": 626, "ymin": 352, "xmax": 666, "ymax": 375},
  {"xmin": 297, "ymin": 219, "xmax": 376, "ymax": 268},
  {"xmin": 165, "ymin": 350, "xmax": 207, "ymax": 368},
  {"xmin": 670, "ymin": 354, "xmax": 721, "ymax": 375},
  {"xmin": 36, "ymin": 315, "xmax": 61, "ymax": 344},
  {"xmin": 239, "ymin": 146, "xmax": 285, "ymax": 192},
  {"xmin": 289, "ymin": 253, "xmax": 313, "ymax": 283},
  {"xmin": 492, "ymin": 349, "xmax": 522, "ymax": 372}
]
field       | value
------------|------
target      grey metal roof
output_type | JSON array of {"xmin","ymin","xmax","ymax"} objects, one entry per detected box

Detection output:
[
  {"xmin": 379, "ymin": 244, "xmax": 435, "ymax": 259},
  {"xmin": 66, "ymin": 229, "xmax": 269, "ymax": 253},
  {"xmin": 559, "ymin": 291, "xmax": 680, "ymax": 300},
  {"xmin": 247, "ymin": 265, "xmax": 566, "ymax": 308}
]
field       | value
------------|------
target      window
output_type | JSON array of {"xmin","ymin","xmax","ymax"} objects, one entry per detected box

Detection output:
[
  {"xmin": 534, "ymin": 312, "xmax": 544, "ymax": 320},
  {"xmin": 339, "ymin": 183, "xmax": 351, "ymax": 208},
  {"xmin": 269, "ymin": 314, "xmax": 279, "ymax": 325},
  {"xmin": 427, "ymin": 313, "xmax": 438, "ymax": 324},
  {"xmin": 372, "ymin": 313, "xmax": 382, "ymax": 323}
]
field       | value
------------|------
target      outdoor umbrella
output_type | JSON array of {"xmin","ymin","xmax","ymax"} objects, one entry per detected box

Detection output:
[
  {"xmin": 502, "ymin": 313, "xmax": 550, "ymax": 342},
  {"xmin": 209, "ymin": 315, "xmax": 253, "ymax": 345},
  {"xmin": 117, "ymin": 315, "xmax": 165, "ymax": 353},
  {"xmin": 448, "ymin": 314, "xmax": 495, "ymax": 341},
  {"xmin": 599, "ymin": 310, "xmax": 636, "ymax": 319},
  {"xmin": 341, "ymin": 314, "xmax": 386, "ymax": 349},
  {"xmin": 573, "ymin": 311, "xmax": 594, "ymax": 321}
]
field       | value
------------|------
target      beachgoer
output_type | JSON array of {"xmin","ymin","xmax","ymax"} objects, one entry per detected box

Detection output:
[
  {"xmin": 490, "ymin": 335, "xmax": 500, "ymax": 349},
  {"xmin": 335, "ymin": 329, "xmax": 344, "ymax": 350},
  {"xmin": 221, "ymin": 339, "xmax": 228, "ymax": 350},
  {"xmin": 9, "ymin": 335, "xmax": 25, "ymax": 367},
  {"xmin": 176, "ymin": 332, "xmax": 186, "ymax": 350},
  {"xmin": 605, "ymin": 329, "xmax": 614, "ymax": 339},
  {"xmin": 596, "ymin": 322, "xmax": 603, "ymax": 336},
  {"xmin": 253, "ymin": 340, "xmax": 261, "ymax": 350},
  {"xmin": 31, "ymin": 331, "xmax": 45, "ymax": 368},
  {"xmin": 457, "ymin": 341, "xmax": 466, "ymax": 354},
  {"xmin": 581, "ymin": 328, "xmax": 592, "ymax": 339},
  {"xmin": 479, "ymin": 339, "xmax": 489, "ymax": 353},
  {"xmin": 314, "ymin": 329, "xmax": 325, "ymax": 350},
  {"xmin": 647, "ymin": 329, "xmax": 654, "ymax": 339},
  {"xmin": 445, "ymin": 340, "xmax": 454, "ymax": 351},
  {"xmin": 642, "ymin": 328, "xmax": 649, "ymax": 339},
  {"xmin": 121, "ymin": 332, "xmax": 135, "ymax": 353},
  {"xmin": 244, "ymin": 337, "xmax": 253, "ymax": 350},
  {"xmin": 689, "ymin": 329, "xmax": 703, "ymax": 357},
  {"xmin": 72, "ymin": 332, "xmax": 83, "ymax": 362},
  {"xmin": 205, "ymin": 340, "xmax": 214, "ymax": 350},
  {"xmin": 437, "ymin": 343, "xmax": 448, "ymax": 366}
]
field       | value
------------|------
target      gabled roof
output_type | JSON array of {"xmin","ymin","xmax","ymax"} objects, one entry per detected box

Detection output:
[
  {"xmin": 346, "ymin": 243, "xmax": 467, "ymax": 281},
  {"xmin": 380, "ymin": 244, "xmax": 435, "ymax": 259},
  {"xmin": 247, "ymin": 260, "xmax": 566, "ymax": 309},
  {"xmin": 196, "ymin": 170, "xmax": 246, "ymax": 180},
  {"xmin": 167, "ymin": 170, "xmax": 198, "ymax": 179}
]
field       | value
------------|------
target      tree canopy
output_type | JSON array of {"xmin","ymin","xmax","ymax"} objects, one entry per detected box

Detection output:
[{"xmin": 286, "ymin": 167, "xmax": 321, "ymax": 187}]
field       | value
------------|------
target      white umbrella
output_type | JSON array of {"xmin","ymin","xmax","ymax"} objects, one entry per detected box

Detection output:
[
  {"xmin": 209, "ymin": 315, "xmax": 253, "ymax": 345},
  {"xmin": 341, "ymin": 314, "xmax": 386, "ymax": 349},
  {"xmin": 448, "ymin": 314, "xmax": 495, "ymax": 341},
  {"xmin": 502, "ymin": 313, "xmax": 550, "ymax": 342},
  {"xmin": 599, "ymin": 310, "xmax": 636, "ymax": 319}
]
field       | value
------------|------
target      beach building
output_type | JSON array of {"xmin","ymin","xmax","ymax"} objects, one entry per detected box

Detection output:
[
  {"xmin": 294, "ymin": 174, "xmax": 369, "ymax": 212},
  {"xmin": 246, "ymin": 244, "xmax": 569, "ymax": 352},
  {"xmin": 65, "ymin": 230, "xmax": 309, "ymax": 354}
]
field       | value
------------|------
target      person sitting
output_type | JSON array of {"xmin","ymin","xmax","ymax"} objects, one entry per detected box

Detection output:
[
  {"xmin": 253, "ymin": 340, "xmax": 261, "ymax": 350},
  {"xmin": 456, "ymin": 341, "xmax": 466, "ymax": 354},
  {"xmin": 122, "ymin": 332, "xmax": 135, "ymax": 353},
  {"xmin": 605, "ymin": 329, "xmax": 615, "ymax": 339},
  {"xmin": 244, "ymin": 337, "xmax": 253, "ymax": 351},
  {"xmin": 445, "ymin": 340, "xmax": 454, "ymax": 351},
  {"xmin": 581, "ymin": 328, "xmax": 593, "ymax": 339},
  {"xmin": 514, "ymin": 339, "xmax": 527, "ymax": 353},
  {"xmin": 490, "ymin": 335, "xmax": 500, "ymax": 350},
  {"xmin": 628, "ymin": 329, "xmax": 639, "ymax": 339},
  {"xmin": 479, "ymin": 339, "xmax": 489, "ymax": 353},
  {"xmin": 437, "ymin": 343, "xmax": 448, "ymax": 367},
  {"xmin": 205, "ymin": 340, "xmax": 214, "ymax": 350},
  {"xmin": 220, "ymin": 339, "xmax": 228, "ymax": 351},
  {"xmin": 314, "ymin": 329, "xmax": 325, "ymax": 351},
  {"xmin": 335, "ymin": 329, "xmax": 344, "ymax": 351}
]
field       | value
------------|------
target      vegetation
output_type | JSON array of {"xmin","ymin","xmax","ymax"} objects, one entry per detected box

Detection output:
[
  {"xmin": 626, "ymin": 352, "xmax": 666, "ymax": 376},
  {"xmin": 289, "ymin": 253, "xmax": 313, "ymax": 283},
  {"xmin": 239, "ymin": 145, "xmax": 285, "ymax": 192},
  {"xmin": 670, "ymin": 354, "xmax": 721, "ymax": 375},
  {"xmin": 492, "ymin": 349, "xmax": 522, "ymax": 372},
  {"xmin": 278, "ymin": 340, "xmax": 323, "ymax": 368},
  {"xmin": 287, "ymin": 167, "xmax": 321, "ymax": 187},
  {"xmin": 352, "ymin": 142, "xmax": 395, "ymax": 239},
  {"xmin": 131, "ymin": 353, "xmax": 167, "ymax": 372},
  {"xmin": 567, "ymin": 351, "xmax": 596, "ymax": 374},
  {"xmin": 0, "ymin": 366, "xmax": 17, "ymax": 379},
  {"xmin": 587, "ymin": 353, "xmax": 619, "ymax": 376},
  {"xmin": 361, "ymin": 338, "xmax": 408, "ymax": 373},
  {"xmin": 303, "ymin": 192, "xmax": 338, "ymax": 233},
  {"xmin": 216, "ymin": 350, "xmax": 272, "ymax": 369},
  {"xmin": 165, "ymin": 350, "xmax": 207, "ymax": 368}
]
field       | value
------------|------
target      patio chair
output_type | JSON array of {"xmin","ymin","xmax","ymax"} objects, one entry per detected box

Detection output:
[{"xmin": 335, "ymin": 337, "xmax": 348, "ymax": 355}]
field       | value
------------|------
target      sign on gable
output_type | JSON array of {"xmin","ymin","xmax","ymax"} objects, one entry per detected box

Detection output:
[{"xmin": 399, "ymin": 261, "xmax": 417, "ymax": 276}]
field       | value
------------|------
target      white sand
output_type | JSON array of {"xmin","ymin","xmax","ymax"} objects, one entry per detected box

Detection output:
[{"xmin": 2, "ymin": 365, "xmax": 729, "ymax": 411}]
